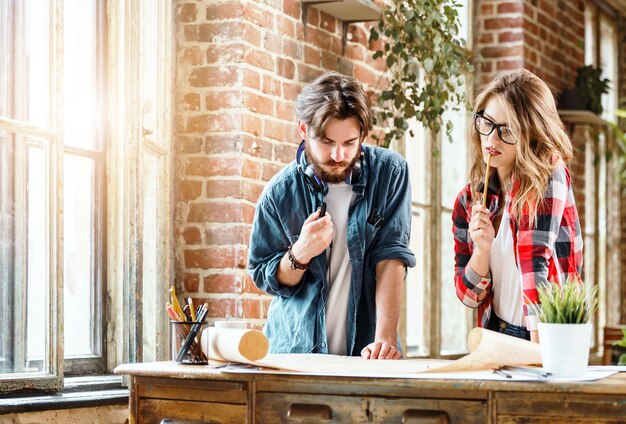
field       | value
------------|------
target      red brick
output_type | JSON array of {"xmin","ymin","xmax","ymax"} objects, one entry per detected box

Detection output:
[
  {"xmin": 262, "ymin": 162, "xmax": 284, "ymax": 181},
  {"xmin": 321, "ymin": 50, "xmax": 339, "ymax": 70},
  {"xmin": 283, "ymin": 0, "xmax": 300, "ymax": 20},
  {"xmin": 176, "ymin": 136, "xmax": 203, "ymax": 154},
  {"xmin": 242, "ymin": 158, "xmax": 262, "ymax": 179},
  {"xmin": 242, "ymin": 23, "xmax": 262, "ymax": 46},
  {"xmin": 177, "ymin": 180, "xmax": 203, "ymax": 201},
  {"xmin": 180, "ymin": 47, "xmax": 203, "ymax": 66},
  {"xmin": 206, "ymin": 135, "xmax": 242, "ymax": 154},
  {"xmin": 276, "ymin": 15, "xmax": 295, "ymax": 38},
  {"xmin": 274, "ymin": 142, "xmax": 296, "ymax": 164},
  {"xmin": 277, "ymin": 57, "xmax": 296, "ymax": 79},
  {"xmin": 478, "ymin": 33, "xmax": 494, "ymax": 44},
  {"xmin": 242, "ymin": 298, "xmax": 263, "ymax": 319},
  {"xmin": 203, "ymin": 273, "xmax": 243, "ymax": 294},
  {"xmin": 182, "ymin": 273, "xmax": 200, "ymax": 293},
  {"xmin": 206, "ymin": 224, "xmax": 246, "ymax": 245},
  {"xmin": 498, "ymin": 31, "xmax": 523, "ymax": 43},
  {"xmin": 206, "ymin": 1, "xmax": 243, "ymax": 19},
  {"xmin": 207, "ymin": 180, "xmax": 242, "ymax": 199},
  {"xmin": 188, "ymin": 202, "xmax": 244, "ymax": 224},
  {"xmin": 305, "ymin": 6, "xmax": 319, "ymax": 26},
  {"xmin": 182, "ymin": 93, "xmax": 200, "ymax": 111},
  {"xmin": 244, "ymin": 68, "xmax": 261, "ymax": 91},
  {"xmin": 307, "ymin": 27, "xmax": 331, "ymax": 51},
  {"xmin": 205, "ymin": 298, "xmax": 237, "ymax": 318},
  {"xmin": 483, "ymin": 17, "xmax": 523, "ymax": 30},
  {"xmin": 497, "ymin": 2, "xmax": 523, "ymax": 14},
  {"xmin": 319, "ymin": 11, "xmax": 336, "ymax": 34},
  {"xmin": 496, "ymin": 58, "xmax": 525, "ymax": 70},
  {"xmin": 480, "ymin": 3, "xmax": 494, "ymax": 14},
  {"xmin": 354, "ymin": 64, "xmax": 377, "ymax": 87},
  {"xmin": 245, "ymin": 2, "xmax": 275, "ymax": 30},
  {"xmin": 243, "ymin": 181, "xmax": 264, "ymax": 203},
  {"xmin": 243, "ymin": 274, "xmax": 266, "ymax": 295},
  {"xmin": 185, "ymin": 157, "xmax": 241, "ymax": 177},
  {"xmin": 244, "ymin": 92, "xmax": 274, "ymax": 115},
  {"xmin": 345, "ymin": 44, "xmax": 364, "ymax": 62},
  {"xmin": 263, "ymin": 119, "xmax": 287, "ymax": 141},
  {"xmin": 481, "ymin": 45, "xmax": 524, "ymax": 58},
  {"xmin": 298, "ymin": 63, "xmax": 323, "ymax": 83},
  {"xmin": 283, "ymin": 39, "xmax": 303, "ymax": 60},
  {"xmin": 177, "ymin": 3, "xmax": 198, "ymax": 23},
  {"xmin": 246, "ymin": 49, "xmax": 275, "ymax": 72},
  {"xmin": 264, "ymin": 32, "xmax": 283, "ymax": 55},
  {"xmin": 243, "ymin": 136, "xmax": 273, "ymax": 159},
  {"xmin": 206, "ymin": 91, "xmax": 243, "ymax": 111},
  {"xmin": 276, "ymin": 101, "xmax": 294, "ymax": 121},
  {"xmin": 185, "ymin": 113, "xmax": 239, "ymax": 133},
  {"xmin": 189, "ymin": 66, "xmax": 239, "ymax": 88},
  {"xmin": 184, "ymin": 246, "xmax": 237, "ymax": 269},
  {"xmin": 304, "ymin": 46, "xmax": 321, "ymax": 67},
  {"xmin": 182, "ymin": 226, "xmax": 202, "ymax": 245},
  {"xmin": 263, "ymin": 75, "xmax": 282, "ymax": 97},
  {"xmin": 206, "ymin": 43, "xmax": 249, "ymax": 64},
  {"xmin": 243, "ymin": 113, "xmax": 262, "ymax": 137}
]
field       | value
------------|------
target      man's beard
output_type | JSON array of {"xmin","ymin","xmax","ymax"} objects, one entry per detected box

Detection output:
[{"xmin": 305, "ymin": 144, "xmax": 360, "ymax": 184}]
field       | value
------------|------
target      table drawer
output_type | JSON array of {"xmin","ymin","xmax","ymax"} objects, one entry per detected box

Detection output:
[
  {"xmin": 138, "ymin": 398, "xmax": 247, "ymax": 424},
  {"xmin": 256, "ymin": 392, "xmax": 486, "ymax": 423}
]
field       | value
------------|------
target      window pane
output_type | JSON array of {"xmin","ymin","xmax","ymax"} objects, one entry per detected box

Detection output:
[
  {"xmin": 441, "ymin": 90, "xmax": 468, "ymax": 208},
  {"xmin": 64, "ymin": 154, "xmax": 97, "ymax": 357},
  {"xmin": 142, "ymin": 151, "xmax": 160, "ymax": 362},
  {"xmin": 0, "ymin": 135, "xmax": 50, "ymax": 376},
  {"xmin": 0, "ymin": 1, "xmax": 51, "ymax": 126},
  {"xmin": 26, "ymin": 143, "xmax": 49, "ymax": 368},
  {"xmin": 440, "ymin": 211, "xmax": 469, "ymax": 355},
  {"xmin": 406, "ymin": 122, "xmax": 427, "ymax": 204},
  {"xmin": 64, "ymin": 0, "xmax": 99, "ymax": 149},
  {"xmin": 405, "ymin": 207, "xmax": 427, "ymax": 356}
]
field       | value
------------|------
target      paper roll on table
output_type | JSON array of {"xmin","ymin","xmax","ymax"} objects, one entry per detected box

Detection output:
[{"xmin": 201, "ymin": 327, "xmax": 269, "ymax": 363}]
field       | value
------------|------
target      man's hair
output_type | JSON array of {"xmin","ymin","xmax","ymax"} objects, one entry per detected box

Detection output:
[
  {"xmin": 467, "ymin": 68, "xmax": 573, "ymax": 228},
  {"xmin": 295, "ymin": 72, "xmax": 371, "ymax": 141}
]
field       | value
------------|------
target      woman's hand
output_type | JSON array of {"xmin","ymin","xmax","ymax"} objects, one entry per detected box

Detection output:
[{"xmin": 468, "ymin": 204, "xmax": 495, "ymax": 254}]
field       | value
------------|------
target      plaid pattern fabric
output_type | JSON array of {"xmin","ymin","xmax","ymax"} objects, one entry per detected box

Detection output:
[{"xmin": 452, "ymin": 163, "xmax": 583, "ymax": 330}]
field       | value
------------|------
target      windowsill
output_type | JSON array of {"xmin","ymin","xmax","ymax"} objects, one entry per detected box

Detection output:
[{"xmin": 0, "ymin": 375, "xmax": 128, "ymax": 414}]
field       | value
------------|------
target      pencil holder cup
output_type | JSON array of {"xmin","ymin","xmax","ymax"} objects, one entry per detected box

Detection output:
[{"xmin": 171, "ymin": 320, "xmax": 208, "ymax": 365}]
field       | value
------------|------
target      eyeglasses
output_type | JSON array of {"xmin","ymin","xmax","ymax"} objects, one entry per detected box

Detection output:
[{"xmin": 474, "ymin": 112, "xmax": 516, "ymax": 145}]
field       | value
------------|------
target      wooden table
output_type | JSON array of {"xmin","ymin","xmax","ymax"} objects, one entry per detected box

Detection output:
[{"xmin": 115, "ymin": 361, "xmax": 626, "ymax": 423}]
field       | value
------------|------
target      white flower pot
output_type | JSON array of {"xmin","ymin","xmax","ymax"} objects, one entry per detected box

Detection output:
[{"xmin": 537, "ymin": 322, "xmax": 592, "ymax": 378}]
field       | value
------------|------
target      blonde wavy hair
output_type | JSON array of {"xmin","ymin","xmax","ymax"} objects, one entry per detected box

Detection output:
[{"xmin": 468, "ymin": 69, "xmax": 573, "ymax": 228}]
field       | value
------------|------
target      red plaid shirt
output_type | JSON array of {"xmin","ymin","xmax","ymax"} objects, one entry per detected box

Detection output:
[{"xmin": 452, "ymin": 163, "xmax": 583, "ymax": 330}]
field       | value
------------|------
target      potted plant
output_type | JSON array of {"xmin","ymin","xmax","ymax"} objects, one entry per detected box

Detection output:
[
  {"xmin": 527, "ymin": 279, "xmax": 599, "ymax": 378},
  {"xmin": 369, "ymin": 0, "xmax": 475, "ymax": 148},
  {"xmin": 559, "ymin": 65, "xmax": 610, "ymax": 114}
]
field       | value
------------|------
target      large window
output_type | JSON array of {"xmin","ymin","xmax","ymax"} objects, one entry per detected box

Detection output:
[
  {"xmin": 401, "ymin": 0, "xmax": 472, "ymax": 357},
  {"xmin": 0, "ymin": 0, "xmax": 172, "ymax": 391}
]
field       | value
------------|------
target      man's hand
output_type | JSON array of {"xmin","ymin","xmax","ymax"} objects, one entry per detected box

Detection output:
[
  {"xmin": 361, "ymin": 340, "xmax": 401, "ymax": 360},
  {"xmin": 276, "ymin": 208, "xmax": 333, "ymax": 287},
  {"xmin": 289, "ymin": 208, "xmax": 333, "ymax": 264}
]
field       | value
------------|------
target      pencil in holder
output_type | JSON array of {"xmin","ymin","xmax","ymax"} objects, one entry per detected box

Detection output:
[{"xmin": 171, "ymin": 320, "xmax": 208, "ymax": 365}]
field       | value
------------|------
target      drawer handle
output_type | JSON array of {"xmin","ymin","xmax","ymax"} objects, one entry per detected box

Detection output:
[
  {"xmin": 402, "ymin": 409, "xmax": 450, "ymax": 424},
  {"xmin": 287, "ymin": 403, "xmax": 333, "ymax": 420}
]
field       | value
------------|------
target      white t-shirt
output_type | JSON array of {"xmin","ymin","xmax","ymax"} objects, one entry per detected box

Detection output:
[
  {"xmin": 489, "ymin": 207, "xmax": 523, "ymax": 326},
  {"xmin": 324, "ymin": 183, "xmax": 355, "ymax": 355}
]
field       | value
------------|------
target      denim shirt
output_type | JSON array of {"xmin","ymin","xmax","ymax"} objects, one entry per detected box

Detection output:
[{"xmin": 247, "ymin": 145, "xmax": 416, "ymax": 356}]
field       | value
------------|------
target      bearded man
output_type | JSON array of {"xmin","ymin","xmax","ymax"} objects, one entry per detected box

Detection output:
[{"xmin": 248, "ymin": 72, "xmax": 415, "ymax": 359}]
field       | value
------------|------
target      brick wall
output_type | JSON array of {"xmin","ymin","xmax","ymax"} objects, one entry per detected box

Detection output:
[{"xmin": 173, "ymin": 0, "xmax": 384, "ymax": 326}]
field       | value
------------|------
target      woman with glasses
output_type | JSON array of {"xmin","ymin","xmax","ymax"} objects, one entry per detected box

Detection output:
[{"xmin": 452, "ymin": 69, "xmax": 583, "ymax": 342}]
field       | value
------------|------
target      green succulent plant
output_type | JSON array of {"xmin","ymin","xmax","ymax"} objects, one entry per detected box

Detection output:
[
  {"xmin": 526, "ymin": 279, "xmax": 598, "ymax": 324},
  {"xmin": 574, "ymin": 65, "xmax": 610, "ymax": 115}
]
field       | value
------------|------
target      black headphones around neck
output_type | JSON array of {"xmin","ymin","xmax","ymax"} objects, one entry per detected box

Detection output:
[{"xmin": 296, "ymin": 140, "xmax": 363, "ymax": 195}]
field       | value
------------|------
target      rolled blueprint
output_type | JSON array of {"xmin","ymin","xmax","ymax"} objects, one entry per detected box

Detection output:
[{"xmin": 201, "ymin": 327, "xmax": 269, "ymax": 363}]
